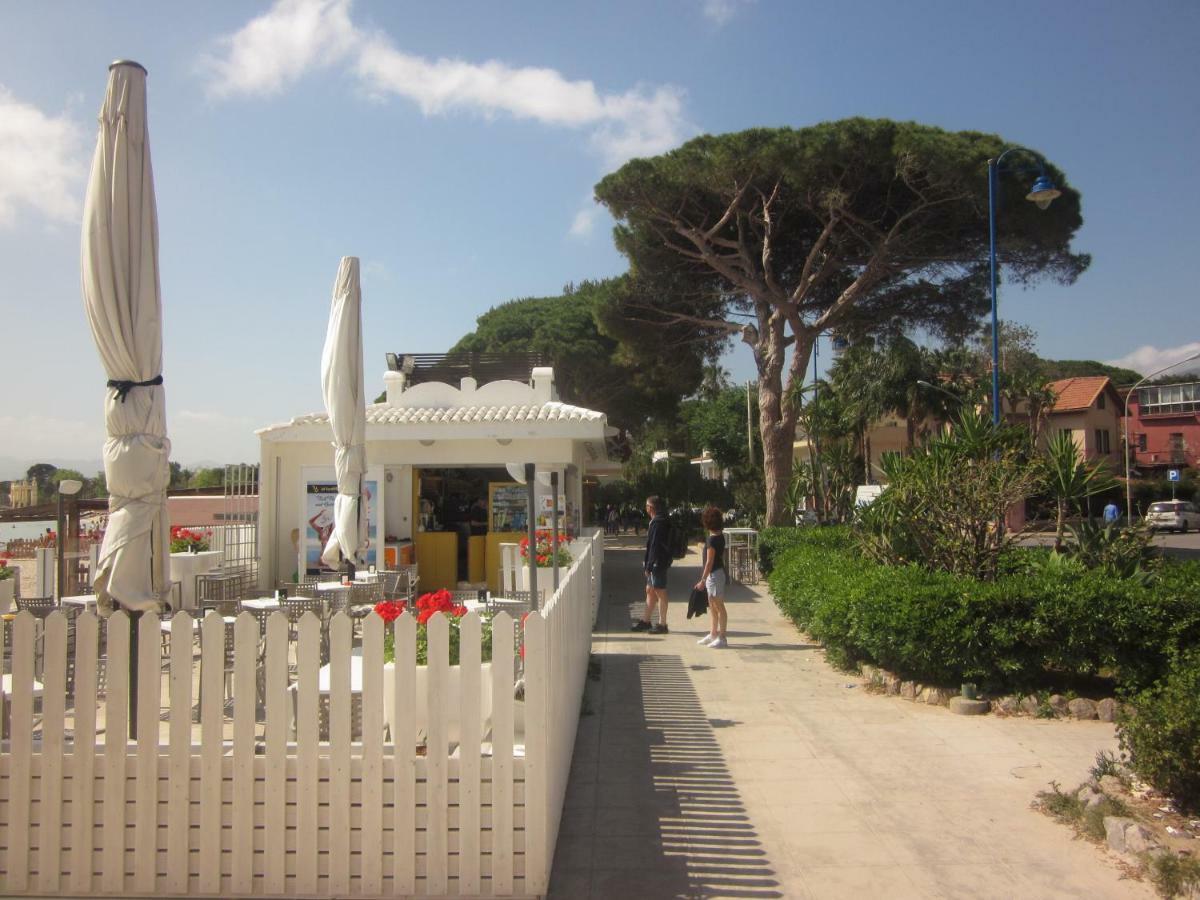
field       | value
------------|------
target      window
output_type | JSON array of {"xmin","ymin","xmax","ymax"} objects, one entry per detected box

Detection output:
[
  {"xmin": 1138, "ymin": 382, "xmax": 1200, "ymax": 416},
  {"xmin": 1097, "ymin": 392, "xmax": 1105, "ymax": 410},
  {"xmin": 1137, "ymin": 433, "xmax": 1147, "ymax": 452},
  {"xmin": 1094, "ymin": 429, "xmax": 1111, "ymax": 454}
]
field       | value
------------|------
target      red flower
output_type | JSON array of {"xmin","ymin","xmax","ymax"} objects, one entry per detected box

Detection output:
[{"xmin": 373, "ymin": 599, "xmax": 407, "ymax": 622}]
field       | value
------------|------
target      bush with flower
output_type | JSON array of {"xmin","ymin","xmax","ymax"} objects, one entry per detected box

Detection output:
[
  {"xmin": 0, "ymin": 556, "xmax": 13, "ymax": 582},
  {"xmin": 519, "ymin": 530, "xmax": 571, "ymax": 568},
  {"xmin": 169, "ymin": 526, "xmax": 211, "ymax": 553},
  {"xmin": 375, "ymin": 589, "xmax": 494, "ymax": 666}
]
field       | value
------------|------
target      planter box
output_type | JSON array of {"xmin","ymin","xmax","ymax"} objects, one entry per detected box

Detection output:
[
  {"xmin": 0, "ymin": 578, "xmax": 14, "ymax": 614},
  {"xmin": 383, "ymin": 661, "xmax": 516, "ymax": 750}
]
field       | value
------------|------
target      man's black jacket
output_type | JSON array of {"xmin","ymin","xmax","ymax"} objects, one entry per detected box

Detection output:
[{"xmin": 644, "ymin": 514, "xmax": 672, "ymax": 570}]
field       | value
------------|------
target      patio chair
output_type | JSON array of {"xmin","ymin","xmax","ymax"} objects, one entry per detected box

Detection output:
[
  {"xmin": 15, "ymin": 596, "xmax": 58, "ymax": 618},
  {"xmin": 487, "ymin": 588, "xmax": 543, "ymax": 617},
  {"xmin": 448, "ymin": 589, "xmax": 488, "ymax": 608},
  {"xmin": 279, "ymin": 595, "xmax": 325, "ymax": 661}
]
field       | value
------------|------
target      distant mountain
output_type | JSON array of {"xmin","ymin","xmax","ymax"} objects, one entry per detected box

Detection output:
[{"xmin": 1040, "ymin": 359, "xmax": 1143, "ymax": 386}]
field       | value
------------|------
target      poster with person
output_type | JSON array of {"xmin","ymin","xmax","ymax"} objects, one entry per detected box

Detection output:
[{"xmin": 302, "ymin": 467, "xmax": 382, "ymax": 574}]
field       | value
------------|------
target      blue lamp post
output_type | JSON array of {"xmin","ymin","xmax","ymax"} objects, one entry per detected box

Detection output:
[{"xmin": 987, "ymin": 148, "xmax": 1062, "ymax": 423}]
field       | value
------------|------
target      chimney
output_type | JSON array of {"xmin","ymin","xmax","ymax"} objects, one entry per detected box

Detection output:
[
  {"xmin": 384, "ymin": 371, "xmax": 405, "ymax": 404},
  {"xmin": 531, "ymin": 366, "xmax": 556, "ymax": 403}
]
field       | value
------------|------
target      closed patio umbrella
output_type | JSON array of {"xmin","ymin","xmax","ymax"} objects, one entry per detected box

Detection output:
[
  {"xmin": 319, "ymin": 256, "xmax": 368, "ymax": 573},
  {"xmin": 81, "ymin": 60, "xmax": 171, "ymax": 616}
]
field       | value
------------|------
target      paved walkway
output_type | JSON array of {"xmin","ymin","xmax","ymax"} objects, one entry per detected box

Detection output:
[{"xmin": 549, "ymin": 536, "xmax": 1151, "ymax": 899}]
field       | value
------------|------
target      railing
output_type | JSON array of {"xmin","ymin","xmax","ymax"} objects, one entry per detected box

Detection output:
[{"xmin": 0, "ymin": 529, "xmax": 601, "ymax": 898}]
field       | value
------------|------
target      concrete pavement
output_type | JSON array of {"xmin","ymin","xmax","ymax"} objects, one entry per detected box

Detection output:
[{"xmin": 548, "ymin": 535, "xmax": 1152, "ymax": 899}]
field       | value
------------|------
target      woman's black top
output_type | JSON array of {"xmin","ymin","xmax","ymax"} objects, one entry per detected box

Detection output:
[{"xmin": 706, "ymin": 533, "xmax": 725, "ymax": 571}]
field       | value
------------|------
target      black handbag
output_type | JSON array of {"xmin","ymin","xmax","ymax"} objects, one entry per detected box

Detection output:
[{"xmin": 686, "ymin": 587, "xmax": 709, "ymax": 619}]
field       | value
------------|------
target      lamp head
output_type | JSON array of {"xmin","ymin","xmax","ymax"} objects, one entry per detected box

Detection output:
[
  {"xmin": 1026, "ymin": 174, "xmax": 1062, "ymax": 210},
  {"xmin": 58, "ymin": 479, "xmax": 83, "ymax": 496}
]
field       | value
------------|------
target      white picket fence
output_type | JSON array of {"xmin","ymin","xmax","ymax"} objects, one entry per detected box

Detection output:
[{"xmin": 0, "ymin": 531, "xmax": 601, "ymax": 898}]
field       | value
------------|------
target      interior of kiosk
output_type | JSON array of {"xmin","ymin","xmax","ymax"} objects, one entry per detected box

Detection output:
[{"xmin": 404, "ymin": 465, "xmax": 570, "ymax": 594}]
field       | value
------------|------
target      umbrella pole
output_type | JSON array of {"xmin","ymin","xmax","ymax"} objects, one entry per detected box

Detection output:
[{"xmin": 129, "ymin": 610, "xmax": 141, "ymax": 739}]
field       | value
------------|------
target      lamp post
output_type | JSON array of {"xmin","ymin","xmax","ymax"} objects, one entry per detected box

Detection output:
[
  {"xmin": 988, "ymin": 149, "xmax": 1062, "ymax": 424},
  {"xmin": 55, "ymin": 479, "xmax": 83, "ymax": 601},
  {"xmin": 1124, "ymin": 350, "xmax": 1200, "ymax": 520}
]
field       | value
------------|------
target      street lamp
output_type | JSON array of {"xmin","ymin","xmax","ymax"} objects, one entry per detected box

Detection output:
[
  {"xmin": 55, "ymin": 479, "xmax": 83, "ymax": 601},
  {"xmin": 1123, "ymin": 350, "xmax": 1200, "ymax": 520},
  {"xmin": 916, "ymin": 379, "xmax": 963, "ymax": 405},
  {"xmin": 988, "ymin": 148, "xmax": 1063, "ymax": 424}
]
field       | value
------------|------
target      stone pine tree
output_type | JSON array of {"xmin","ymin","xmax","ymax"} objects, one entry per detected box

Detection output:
[{"xmin": 594, "ymin": 119, "xmax": 1088, "ymax": 524}]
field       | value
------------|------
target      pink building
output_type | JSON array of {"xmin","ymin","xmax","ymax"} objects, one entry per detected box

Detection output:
[{"xmin": 1124, "ymin": 380, "xmax": 1200, "ymax": 474}]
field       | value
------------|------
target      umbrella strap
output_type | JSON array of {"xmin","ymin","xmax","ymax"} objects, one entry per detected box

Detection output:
[{"xmin": 108, "ymin": 374, "xmax": 163, "ymax": 403}]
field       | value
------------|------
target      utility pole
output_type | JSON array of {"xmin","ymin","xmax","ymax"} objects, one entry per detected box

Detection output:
[{"xmin": 746, "ymin": 380, "xmax": 754, "ymax": 464}]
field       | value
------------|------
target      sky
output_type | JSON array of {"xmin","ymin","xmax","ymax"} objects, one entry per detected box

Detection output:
[{"xmin": 1, "ymin": 0, "xmax": 1199, "ymax": 477}]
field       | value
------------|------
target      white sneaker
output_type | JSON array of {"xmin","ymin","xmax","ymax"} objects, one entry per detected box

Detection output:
[
  {"xmin": 709, "ymin": 637, "xmax": 727, "ymax": 649},
  {"xmin": 697, "ymin": 634, "xmax": 716, "ymax": 645}
]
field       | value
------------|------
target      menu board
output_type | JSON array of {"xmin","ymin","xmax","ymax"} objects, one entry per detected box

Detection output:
[{"xmin": 489, "ymin": 482, "xmax": 528, "ymax": 532}]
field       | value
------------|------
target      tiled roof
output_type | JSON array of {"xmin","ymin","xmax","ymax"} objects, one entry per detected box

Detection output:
[
  {"xmin": 262, "ymin": 400, "xmax": 604, "ymax": 434},
  {"xmin": 1049, "ymin": 376, "xmax": 1111, "ymax": 413}
]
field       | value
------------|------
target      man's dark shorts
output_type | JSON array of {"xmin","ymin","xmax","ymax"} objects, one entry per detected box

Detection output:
[{"xmin": 646, "ymin": 566, "xmax": 669, "ymax": 589}]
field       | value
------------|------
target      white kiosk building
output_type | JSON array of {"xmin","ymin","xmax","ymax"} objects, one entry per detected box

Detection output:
[{"xmin": 256, "ymin": 362, "xmax": 613, "ymax": 594}]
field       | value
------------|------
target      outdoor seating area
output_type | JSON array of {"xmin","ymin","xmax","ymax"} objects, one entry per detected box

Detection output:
[{"xmin": 0, "ymin": 530, "xmax": 601, "ymax": 897}]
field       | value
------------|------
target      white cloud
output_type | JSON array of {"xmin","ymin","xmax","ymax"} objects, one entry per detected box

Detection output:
[
  {"xmin": 1108, "ymin": 341, "xmax": 1200, "ymax": 379},
  {"xmin": 569, "ymin": 206, "xmax": 598, "ymax": 238},
  {"xmin": 200, "ymin": 0, "xmax": 361, "ymax": 99},
  {"xmin": 700, "ymin": 0, "xmax": 754, "ymax": 26},
  {"xmin": 204, "ymin": 0, "xmax": 691, "ymax": 165},
  {"xmin": 0, "ymin": 86, "xmax": 86, "ymax": 227}
]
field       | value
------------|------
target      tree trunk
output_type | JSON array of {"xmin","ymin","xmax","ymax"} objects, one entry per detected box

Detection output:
[
  {"xmin": 749, "ymin": 317, "xmax": 811, "ymax": 527},
  {"xmin": 1055, "ymin": 499, "xmax": 1066, "ymax": 551}
]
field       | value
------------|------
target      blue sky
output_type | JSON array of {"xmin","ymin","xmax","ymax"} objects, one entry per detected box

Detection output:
[{"xmin": 1, "ymin": 0, "xmax": 1198, "ymax": 473}]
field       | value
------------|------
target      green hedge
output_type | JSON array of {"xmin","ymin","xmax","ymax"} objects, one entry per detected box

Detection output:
[
  {"xmin": 766, "ymin": 527, "xmax": 1200, "ymax": 692},
  {"xmin": 1119, "ymin": 650, "xmax": 1200, "ymax": 813}
]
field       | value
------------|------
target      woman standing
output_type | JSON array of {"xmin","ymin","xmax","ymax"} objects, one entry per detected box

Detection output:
[{"xmin": 695, "ymin": 506, "xmax": 728, "ymax": 648}]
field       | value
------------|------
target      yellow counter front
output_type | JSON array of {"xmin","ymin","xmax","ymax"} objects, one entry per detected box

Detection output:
[{"xmin": 414, "ymin": 531, "xmax": 457, "ymax": 592}]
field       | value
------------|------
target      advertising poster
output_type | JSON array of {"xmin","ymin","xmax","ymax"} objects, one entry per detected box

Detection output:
[{"xmin": 303, "ymin": 473, "xmax": 381, "ymax": 574}]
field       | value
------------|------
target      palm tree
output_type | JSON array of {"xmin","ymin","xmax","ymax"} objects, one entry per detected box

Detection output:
[{"xmin": 1043, "ymin": 432, "xmax": 1118, "ymax": 550}]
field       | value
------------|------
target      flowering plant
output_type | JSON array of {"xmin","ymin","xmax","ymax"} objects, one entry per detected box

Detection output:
[
  {"xmin": 376, "ymin": 589, "xmax": 490, "ymax": 666},
  {"xmin": 170, "ymin": 526, "xmax": 211, "ymax": 553},
  {"xmin": 519, "ymin": 530, "xmax": 571, "ymax": 568},
  {"xmin": 0, "ymin": 556, "xmax": 13, "ymax": 582}
]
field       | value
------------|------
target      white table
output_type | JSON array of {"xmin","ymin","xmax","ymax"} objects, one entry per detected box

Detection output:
[
  {"xmin": 169, "ymin": 551, "xmax": 223, "ymax": 611},
  {"xmin": 241, "ymin": 597, "xmax": 282, "ymax": 613},
  {"xmin": 62, "ymin": 594, "xmax": 98, "ymax": 613}
]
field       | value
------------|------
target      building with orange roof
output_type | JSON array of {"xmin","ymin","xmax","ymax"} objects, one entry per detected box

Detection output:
[{"xmin": 1042, "ymin": 375, "xmax": 1123, "ymax": 465}]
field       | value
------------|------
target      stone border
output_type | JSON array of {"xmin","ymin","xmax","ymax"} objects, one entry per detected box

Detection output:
[{"xmin": 859, "ymin": 665, "xmax": 1122, "ymax": 720}]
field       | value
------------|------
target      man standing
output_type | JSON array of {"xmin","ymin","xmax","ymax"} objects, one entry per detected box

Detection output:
[
  {"xmin": 632, "ymin": 495, "xmax": 672, "ymax": 634},
  {"xmin": 1103, "ymin": 500, "xmax": 1121, "ymax": 525}
]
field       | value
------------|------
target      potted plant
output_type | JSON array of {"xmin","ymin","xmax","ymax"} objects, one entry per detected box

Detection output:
[
  {"xmin": 375, "ymin": 590, "xmax": 505, "ymax": 748},
  {"xmin": 169, "ymin": 526, "xmax": 211, "ymax": 554},
  {"xmin": 517, "ymin": 529, "xmax": 571, "ymax": 591}
]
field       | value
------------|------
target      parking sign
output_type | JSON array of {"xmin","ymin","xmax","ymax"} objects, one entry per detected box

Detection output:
[{"xmin": 1169, "ymin": 469, "xmax": 1181, "ymax": 482}]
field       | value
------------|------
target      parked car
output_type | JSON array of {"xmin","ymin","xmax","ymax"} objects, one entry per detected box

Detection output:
[
  {"xmin": 1145, "ymin": 500, "xmax": 1200, "ymax": 534},
  {"xmin": 793, "ymin": 508, "xmax": 818, "ymax": 526}
]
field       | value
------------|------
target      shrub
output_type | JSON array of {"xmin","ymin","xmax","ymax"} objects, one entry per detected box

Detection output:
[
  {"xmin": 758, "ymin": 524, "xmax": 843, "ymax": 576},
  {"xmin": 853, "ymin": 410, "xmax": 1042, "ymax": 580},
  {"xmin": 767, "ymin": 528, "xmax": 1200, "ymax": 692},
  {"xmin": 1118, "ymin": 650, "xmax": 1200, "ymax": 813}
]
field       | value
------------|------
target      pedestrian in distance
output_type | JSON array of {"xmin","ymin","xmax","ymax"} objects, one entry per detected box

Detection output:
[
  {"xmin": 1103, "ymin": 500, "xmax": 1120, "ymax": 525},
  {"xmin": 695, "ymin": 505, "xmax": 729, "ymax": 649},
  {"xmin": 632, "ymin": 495, "xmax": 672, "ymax": 634}
]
